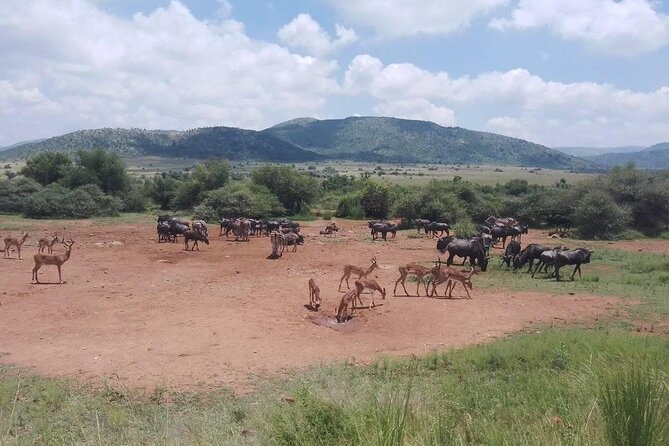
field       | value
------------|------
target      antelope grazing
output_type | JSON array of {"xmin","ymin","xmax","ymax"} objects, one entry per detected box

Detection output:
[
  {"xmin": 4, "ymin": 232, "xmax": 29, "ymax": 260},
  {"xmin": 393, "ymin": 262, "xmax": 436, "ymax": 296},
  {"xmin": 338, "ymin": 257, "xmax": 379, "ymax": 291},
  {"xmin": 32, "ymin": 238, "xmax": 75, "ymax": 284},
  {"xmin": 354, "ymin": 279, "xmax": 386, "ymax": 308},
  {"xmin": 430, "ymin": 265, "xmax": 480, "ymax": 299},
  {"xmin": 308, "ymin": 278, "xmax": 321, "ymax": 310},
  {"xmin": 38, "ymin": 235, "xmax": 60, "ymax": 254}
]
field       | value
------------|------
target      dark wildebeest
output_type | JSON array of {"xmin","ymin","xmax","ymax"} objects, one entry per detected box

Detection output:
[
  {"xmin": 371, "ymin": 222, "xmax": 398, "ymax": 240},
  {"xmin": 531, "ymin": 248, "xmax": 562, "ymax": 278},
  {"xmin": 443, "ymin": 238, "xmax": 488, "ymax": 272},
  {"xmin": 169, "ymin": 220, "xmax": 190, "ymax": 242},
  {"xmin": 183, "ymin": 230, "xmax": 209, "ymax": 251},
  {"xmin": 490, "ymin": 225, "xmax": 520, "ymax": 249},
  {"xmin": 157, "ymin": 220, "xmax": 172, "ymax": 243},
  {"xmin": 219, "ymin": 218, "xmax": 235, "ymax": 237},
  {"xmin": 554, "ymin": 248, "xmax": 593, "ymax": 281},
  {"xmin": 501, "ymin": 240, "xmax": 521, "ymax": 267},
  {"xmin": 264, "ymin": 220, "xmax": 280, "ymax": 235},
  {"xmin": 425, "ymin": 221, "xmax": 450, "ymax": 238},
  {"xmin": 512, "ymin": 225, "xmax": 529, "ymax": 244},
  {"xmin": 514, "ymin": 243, "xmax": 552, "ymax": 272},
  {"xmin": 436, "ymin": 236, "xmax": 456, "ymax": 253},
  {"xmin": 412, "ymin": 219, "xmax": 432, "ymax": 234}
]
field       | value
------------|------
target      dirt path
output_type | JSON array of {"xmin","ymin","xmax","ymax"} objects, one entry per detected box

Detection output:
[{"xmin": 1, "ymin": 221, "xmax": 621, "ymax": 391}]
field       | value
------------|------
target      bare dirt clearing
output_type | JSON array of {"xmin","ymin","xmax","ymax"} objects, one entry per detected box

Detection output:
[{"xmin": 1, "ymin": 220, "xmax": 623, "ymax": 391}]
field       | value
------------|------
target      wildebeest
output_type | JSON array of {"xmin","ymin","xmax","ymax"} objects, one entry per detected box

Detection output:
[
  {"xmin": 531, "ymin": 248, "xmax": 564, "ymax": 278},
  {"xmin": 371, "ymin": 222, "xmax": 398, "ymax": 240},
  {"xmin": 232, "ymin": 218, "xmax": 251, "ymax": 241},
  {"xmin": 442, "ymin": 238, "xmax": 488, "ymax": 272},
  {"xmin": 219, "ymin": 218, "xmax": 235, "ymax": 237},
  {"xmin": 184, "ymin": 230, "xmax": 209, "ymax": 251},
  {"xmin": 501, "ymin": 240, "xmax": 521, "ymax": 267},
  {"xmin": 157, "ymin": 220, "xmax": 172, "ymax": 242},
  {"xmin": 412, "ymin": 219, "xmax": 432, "ymax": 234},
  {"xmin": 514, "ymin": 243, "xmax": 552, "ymax": 272},
  {"xmin": 436, "ymin": 236, "xmax": 456, "ymax": 253},
  {"xmin": 425, "ymin": 221, "xmax": 450, "ymax": 238},
  {"xmin": 490, "ymin": 225, "xmax": 520, "ymax": 249},
  {"xmin": 554, "ymin": 248, "xmax": 593, "ymax": 281}
]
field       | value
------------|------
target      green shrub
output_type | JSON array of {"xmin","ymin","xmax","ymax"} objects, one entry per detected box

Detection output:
[
  {"xmin": 574, "ymin": 190, "xmax": 630, "ymax": 239},
  {"xmin": 336, "ymin": 193, "xmax": 365, "ymax": 219},
  {"xmin": 0, "ymin": 177, "xmax": 42, "ymax": 213},
  {"xmin": 22, "ymin": 184, "xmax": 121, "ymax": 218}
]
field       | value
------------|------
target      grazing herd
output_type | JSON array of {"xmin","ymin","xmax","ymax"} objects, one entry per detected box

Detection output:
[{"xmin": 3, "ymin": 214, "xmax": 594, "ymax": 324}]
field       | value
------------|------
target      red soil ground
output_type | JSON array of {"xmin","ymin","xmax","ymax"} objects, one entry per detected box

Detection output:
[{"xmin": 0, "ymin": 220, "xmax": 625, "ymax": 392}]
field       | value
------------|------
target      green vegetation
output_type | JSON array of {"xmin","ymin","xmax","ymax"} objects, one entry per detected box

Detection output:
[
  {"xmin": 479, "ymin": 247, "xmax": 669, "ymax": 316},
  {"xmin": 1, "ymin": 330, "xmax": 666, "ymax": 445}
]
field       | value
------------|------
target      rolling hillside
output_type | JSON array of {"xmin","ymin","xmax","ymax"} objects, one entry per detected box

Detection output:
[
  {"xmin": 0, "ymin": 127, "xmax": 322, "ymax": 162},
  {"xmin": 264, "ymin": 116, "xmax": 591, "ymax": 169},
  {"xmin": 585, "ymin": 143, "xmax": 669, "ymax": 169}
]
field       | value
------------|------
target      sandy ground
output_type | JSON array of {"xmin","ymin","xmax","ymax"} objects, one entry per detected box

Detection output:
[{"xmin": 0, "ymin": 220, "xmax": 625, "ymax": 391}]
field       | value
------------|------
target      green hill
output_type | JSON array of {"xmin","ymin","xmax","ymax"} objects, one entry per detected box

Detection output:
[
  {"xmin": 585, "ymin": 143, "xmax": 669, "ymax": 169},
  {"xmin": 0, "ymin": 127, "xmax": 323, "ymax": 162},
  {"xmin": 264, "ymin": 116, "xmax": 592, "ymax": 169}
]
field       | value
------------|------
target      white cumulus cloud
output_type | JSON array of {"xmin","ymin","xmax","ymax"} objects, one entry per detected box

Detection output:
[
  {"xmin": 327, "ymin": 0, "xmax": 508, "ymax": 38},
  {"xmin": 343, "ymin": 55, "xmax": 669, "ymax": 146},
  {"xmin": 0, "ymin": 0, "xmax": 340, "ymax": 146},
  {"xmin": 277, "ymin": 13, "xmax": 357, "ymax": 56},
  {"xmin": 490, "ymin": 0, "xmax": 669, "ymax": 55}
]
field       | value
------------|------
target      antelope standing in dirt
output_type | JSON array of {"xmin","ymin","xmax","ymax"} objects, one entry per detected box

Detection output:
[
  {"xmin": 336, "ymin": 287, "xmax": 361, "ymax": 323},
  {"xmin": 4, "ymin": 232, "xmax": 29, "ymax": 259},
  {"xmin": 31, "ymin": 238, "xmax": 75, "ymax": 284},
  {"xmin": 393, "ymin": 262, "xmax": 437, "ymax": 296},
  {"xmin": 308, "ymin": 278, "xmax": 321, "ymax": 310},
  {"xmin": 338, "ymin": 257, "xmax": 379, "ymax": 291},
  {"xmin": 38, "ymin": 235, "xmax": 60, "ymax": 254},
  {"xmin": 430, "ymin": 265, "xmax": 480, "ymax": 299}
]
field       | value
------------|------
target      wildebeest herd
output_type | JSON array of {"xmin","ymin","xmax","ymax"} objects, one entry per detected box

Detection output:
[{"xmin": 150, "ymin": 213, "xmax": 595, "ymax": 324}]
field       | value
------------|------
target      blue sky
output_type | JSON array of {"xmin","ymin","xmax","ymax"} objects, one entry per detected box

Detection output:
[{"xmin": 1, "ymin": 0, "xmax": 668, "ymax": 148}]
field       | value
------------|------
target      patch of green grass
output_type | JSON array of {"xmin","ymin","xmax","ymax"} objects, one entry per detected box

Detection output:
[
  {"xmin": 2, "ymin": 329, "xmax": 666, "ymax": 445},
  {"xmin": 480, "ymin": 247, "xmax": 669, "ymax": 315}
]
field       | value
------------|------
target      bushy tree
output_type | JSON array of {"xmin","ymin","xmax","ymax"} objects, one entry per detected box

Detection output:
[
  {"xmin": 573, "ymin": 190, "xmax": 629, "ymax": 239},
  {"xmin": 60, "ymin": 149, "xmax": 130, "ymax": 195},
  {"xmin": 146, "ymin": 173, "xmax": 183, "ymax": 210},
  {"xmin": 20, "ymin": 152, "xmax": 72, "ymax": 186},
  {"xmin": 198, "ymin": 183, "xmax": 285, "ymax": 219},
  {"xmin": 360, "ymin": 181, "xmax": 392, "ymax": 219},
  {"xmin": 251, "ymin": 165, "xmax": 319, "ymax": 214},
  {"xmin": 335, "ymin": 192, "xmax": 365, "ymax": 219},
  {"xmin": 190, "ymin": 159, "xmax": 230, "ymax": 190}
]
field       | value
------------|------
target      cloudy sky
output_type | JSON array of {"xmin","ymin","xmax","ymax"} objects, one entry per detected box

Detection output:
[{"xmin": 1, "ymin": 0, "xmax": 668, "ymax": 148}]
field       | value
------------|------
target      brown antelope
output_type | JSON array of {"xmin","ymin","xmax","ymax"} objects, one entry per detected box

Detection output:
[
  {"xmin": 430, "ymin": 265, "xmax": 479, "ymax": 299},
  {"xmin": 38, "ymin": 234, "xmax": 60, "ymax": 254},
  {"xmin": 4, "ymin": 232, "xmax": 29, "ymax": 259},
  {"xmin": 336, "ymin": 287, "xmax": 361, "ymax": 323},
  {"xmin": 338, "ymin": 257, "xmax": 378, "ymax": 291},
  {"xmin": 354, "ymin": 279, "xmax": 386, "ymax": 308},
  {"xmin": 393, "ymin": 262, "xmax": 437, "ymax": 296},
  {"xmin": 308, "ymin": 278, "xmax": 321, "ymax": 310},
  {"xmin": 32, "ymin": 239, "xmax": 75, "ymax": 284}
]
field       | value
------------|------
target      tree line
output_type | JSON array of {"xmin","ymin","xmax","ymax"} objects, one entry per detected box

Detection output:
[{"xmin": 1, "ymin": 150, "xmax": 667, "ymax": 239}]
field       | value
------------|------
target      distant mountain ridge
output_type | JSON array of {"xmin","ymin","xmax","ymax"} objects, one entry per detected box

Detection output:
[
  {"xmin": 1, "ymin": 117, "xmax": 594, "ymax": 169},
  {"xmin": 584, "ymin": 142, "xmax": 669, "ymax": 169},
  {"xmin": 0, "ymin": 127, "xmax": 322, "ymax": 162},
  {"xmin": 264, "ymin": 116, "xmax": 591, "ymax": 169},
  {"xmin": 554, "ymin": 146, "xmax": 644, "ymax": 157}
]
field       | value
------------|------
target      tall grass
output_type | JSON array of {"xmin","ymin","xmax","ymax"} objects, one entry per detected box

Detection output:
[{"xmin": 596, "ymin": 360, "xmax": 668, "ymax": 446}]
